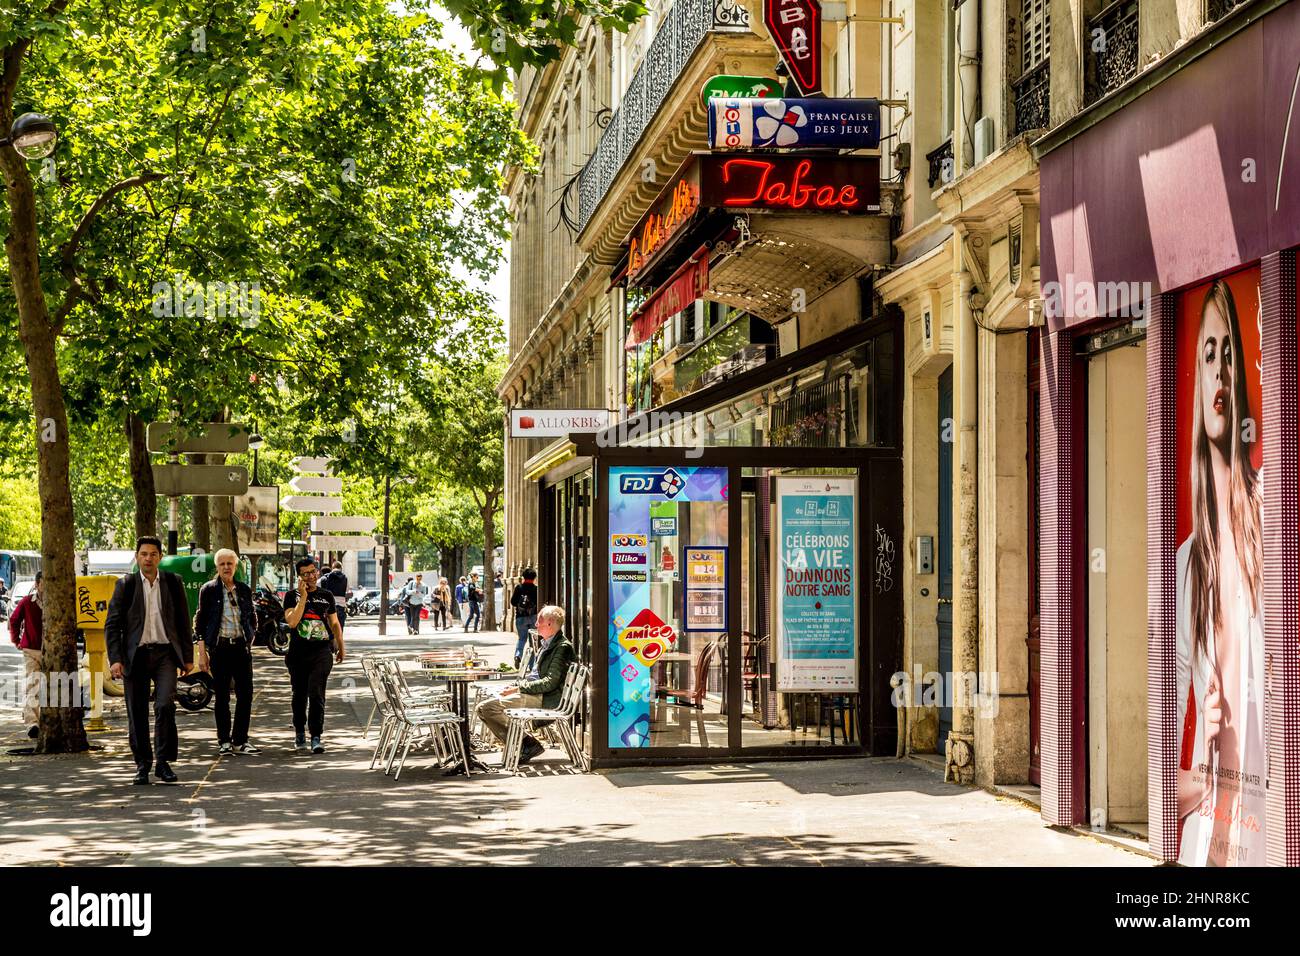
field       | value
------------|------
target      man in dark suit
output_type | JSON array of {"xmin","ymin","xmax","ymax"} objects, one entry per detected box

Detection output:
[
  {"xmin": 194, "ymin": 548, "xmax": 259, "ymax": 756},
  {"xmin": 106, "ymin": 536, "xmax": 195, "ymax": 785},
  {"xmin": 475, "ymin": 605, "xmax": 575, "ymax": 765}
]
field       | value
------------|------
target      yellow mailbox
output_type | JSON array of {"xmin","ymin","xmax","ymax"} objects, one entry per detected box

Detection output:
[{"xmin": 76, "ymin": 575, "xmax": 118, "ymax": 732}]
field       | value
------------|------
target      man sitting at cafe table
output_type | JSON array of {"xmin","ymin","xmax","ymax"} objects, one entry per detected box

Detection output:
[{"xmin": 475, "ymin": 605, "xmax": 574, "ymax": 766}]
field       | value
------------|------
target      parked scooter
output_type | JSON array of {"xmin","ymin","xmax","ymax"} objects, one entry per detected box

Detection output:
[{"xmin": 254, "ymin": 586, "xmax": 292, "ymax": 656}]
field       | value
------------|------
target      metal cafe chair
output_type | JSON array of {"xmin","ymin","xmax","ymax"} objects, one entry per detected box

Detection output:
[
  {"xmin": 501, "ymin": 662, "xmax": 591, "ymax": 773},
  {"xmin": 469, "ymin": 642, "xmax": 537, "ymax": 743},
  {"xmin": 376, "ymin": 665, "xmax": 468, "ymax": 779},
  {"xmin": 361, "ymin": 653, "xmax": 449, "ymax": 738}
]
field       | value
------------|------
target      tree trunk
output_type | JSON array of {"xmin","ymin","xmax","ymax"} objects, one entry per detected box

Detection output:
[
  {"xmin": 481, "ymin": 492, "xmax": 498, "ymax": 632},
  {"xmin": 210, "ymin": 492, "xmax": 234, "ymax": 551},
  {"xmin": 3, "ymin": 145, "xmax": 88, "ymax": 753},
  {"xmin": 126, "ymin": 411, "xmax": 158, "ymax": 540},
  {"xmin": 190, "ymin": 452, "xmax": 210, "ymax": 552}
]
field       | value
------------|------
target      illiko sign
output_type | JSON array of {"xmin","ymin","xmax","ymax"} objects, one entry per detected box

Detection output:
[{"xmin": 510, "ymin": 408, "xmax": 612, "ymax": 438}]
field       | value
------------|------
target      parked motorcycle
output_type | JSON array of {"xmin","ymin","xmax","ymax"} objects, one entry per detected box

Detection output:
[{"xmin": 254, "ymin": 586, "xmax": 292, "ymax": 656}]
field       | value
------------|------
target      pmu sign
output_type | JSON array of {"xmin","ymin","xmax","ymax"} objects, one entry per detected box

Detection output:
[{"xmin": 764, "ymin": 0, "xmax": 821, "ymax": 97}]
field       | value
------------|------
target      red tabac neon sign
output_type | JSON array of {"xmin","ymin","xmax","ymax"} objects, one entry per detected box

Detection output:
[
  {"xmin": 719, "ymin": 158, "xmax": 860, "ymax": 210},
  {"xmin": 764, "ymin": 0, "xmax": 822, "ymax": 97}
]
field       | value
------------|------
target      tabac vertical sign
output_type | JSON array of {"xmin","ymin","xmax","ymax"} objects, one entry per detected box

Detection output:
[{"xmin": 764, "ymin": 0, "xmax": 822, "ymax": 97}]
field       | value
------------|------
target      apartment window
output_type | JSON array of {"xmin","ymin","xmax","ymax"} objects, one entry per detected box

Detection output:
[{"xmin": 1023, "ymin": 0, "xmax": 1050, "ymax": 72}]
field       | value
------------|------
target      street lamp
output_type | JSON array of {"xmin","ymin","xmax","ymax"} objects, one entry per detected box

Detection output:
[
  {"xmin": 1, "ymin": 113, "xmax": 58, "ymax": 160},
  {"xmin": 377, "ymin": 474, "xmax": 415, "ymax": 637},
  {"xmin": 247, "ymin": 426, "xmax": 265, "ymax": 485}
]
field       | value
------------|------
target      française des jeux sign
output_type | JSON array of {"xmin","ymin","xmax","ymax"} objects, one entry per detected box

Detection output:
[
  {"xmin": 697, "ymin": 153, "xmax": 880, "ymax": 214},
  {"xmin": 708, "ymin": 97, "xmax": 881, "ymax": 150}
]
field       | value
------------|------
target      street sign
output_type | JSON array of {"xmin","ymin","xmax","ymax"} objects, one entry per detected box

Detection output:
[
  {"xmin": 151, "ymin": 464, "xmax": 249, "ymax": 497},
  {"xmin": 510, "ymin": 409, "xmax": 613, "ymax": 438},
  {"xmin": 373, "ymin": 545, "xmax": 390, "ymax": 563},
  {"xmin": 702, "ymin": 74, "xmax": 782, "ymax": 106},
  {"xmin": 311, "ymin": 515, "xmax": 377, "ymax": 534},
  {"xmin": 764, "ymin": 0, "xmax": 822, "ymax": 97},
  {"xmin": 309, "ymin": 534, "xmax": 374, "ymax": 552},
  {"xmin": 282, "ymin": 494, "xmax": 342, "ymax": 513},
  {"xmin": 290, "ymin": 456, "xmax": 333, "ymax": 474},
  {"xmin": 146, "ymin": 422, "xmax": 250, "ymax": 454},
  {"xmin": 289, "ymin": 475, "xmax": 344, "ymax": 495},
  {"xmin": 708, "ymin": 97, "xmax": 880, "ymax": 149}
]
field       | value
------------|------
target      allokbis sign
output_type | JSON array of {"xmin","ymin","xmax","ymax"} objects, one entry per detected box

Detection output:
[
  {"xmin": 510, "ymin": 409, "xmax": 613, "ymax": 438},
  {"xmin": 764, "ymin": 0, "xmax": 822, "ymax": 96}
]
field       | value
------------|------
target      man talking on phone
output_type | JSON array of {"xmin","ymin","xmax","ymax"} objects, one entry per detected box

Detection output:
[{"xmin": 283, "ymin": 557, "xmax": 345, "ymax": 754}]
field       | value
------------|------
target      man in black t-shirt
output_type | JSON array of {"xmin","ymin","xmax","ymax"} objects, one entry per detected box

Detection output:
[{"xmin": 283, "ymin": 557, "xmax": 345, "ymax": 754}]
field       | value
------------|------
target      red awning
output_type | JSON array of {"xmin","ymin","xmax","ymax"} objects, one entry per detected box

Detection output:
[{"xmin": 624, "ymin": 245, "xmax": 710, "ymax": 350}]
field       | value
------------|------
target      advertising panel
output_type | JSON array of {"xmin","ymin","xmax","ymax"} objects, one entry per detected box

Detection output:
[
  {"xmin": 684, "ymin": 546, "xmax": 727, "ymax": 632},
  {"xmin": 708, "ymin": 97, "xmax": 881, "ymax": 150},
  {"xmin": 607, "ymin": 466, "xmax": 728, "ymax": 748},
  {"xmin": 773, "ymin": 476, "xmax": 857, "ymax": 692},
  {"xmin": 1174, "ymin": 265, "xmax": 1266, "ymax": 867},
  {"xmin": 234, "ymin": 485, "xmax": 280, "ymax": 555}
]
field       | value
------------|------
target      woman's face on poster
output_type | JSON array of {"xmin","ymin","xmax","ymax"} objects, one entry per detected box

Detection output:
[{"xmin": 1200, "ymin": 298, "xmax": 1234, "ymax": 449}]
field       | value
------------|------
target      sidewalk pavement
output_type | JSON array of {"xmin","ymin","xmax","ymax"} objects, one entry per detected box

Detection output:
[{"xmin": 0, "ymin": 621, "xmax": 1151, "ymax": 867}]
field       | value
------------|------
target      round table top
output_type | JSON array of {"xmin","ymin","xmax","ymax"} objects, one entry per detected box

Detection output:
[{"xmin": 418, "ymin": 664, "xmax": 499, "ymax": 679}]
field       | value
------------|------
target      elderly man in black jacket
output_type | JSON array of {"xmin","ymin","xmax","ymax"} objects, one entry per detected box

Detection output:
[
  {"xmin": 194, "ymin": 549, "xmax": 260, "ymax": 756},
  {"xmin": 106, "ymin": 536, "xmax": 195, "ymax": 785},
  {"xmin": 475, "ymin": 604, "xmax": 575, "ymax": 765}
]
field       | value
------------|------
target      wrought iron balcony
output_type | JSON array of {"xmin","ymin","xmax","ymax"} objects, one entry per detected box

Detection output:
[
  {"xmin": 1206, "ymin": 0, "xmax": 1246, "ymax": 20},
  {"xmin": 1084, "ymin": 0, "xmax": 1139, "ymax": 106},
  {"xmin": 575, "ymin": 0, "xmax": 751, "ymax": 234},
  {"xmin": 1012, "ymin": 58, "xmax": 1051, "ymax": 135},
  {"xmin": 926, "ymin": 137, "xmax": 954, "ymax": 189}
]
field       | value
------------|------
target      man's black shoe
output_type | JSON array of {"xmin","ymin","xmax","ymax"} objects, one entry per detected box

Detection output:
[
  {"xmin": 154, "ymin": 762, "xmax": 178, "ymax": 783},
  {"xmin": 132, "ymin": 767, "xmax": 150, "ymax": 786},
  {"xmin": 518, "ymin": 737, "xmax": 545, "ymax": 765}
]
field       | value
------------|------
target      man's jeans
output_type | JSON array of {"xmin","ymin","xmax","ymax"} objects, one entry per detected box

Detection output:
[
  {"xmin": 286, "ymin": 641, "xmax": 333, "ymax": 737},
  {"xmin": 513, "ymin": 614, "xmax": 537, "ymax": 663},
  {"xmin": 465, "ymin": 601, "xmax": 481, "ymax": 631}
]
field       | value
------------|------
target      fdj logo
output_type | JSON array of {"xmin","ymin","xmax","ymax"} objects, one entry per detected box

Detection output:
[{"xmin": 619, "ymin": 468, "xmax": 686, "ymax": 498}]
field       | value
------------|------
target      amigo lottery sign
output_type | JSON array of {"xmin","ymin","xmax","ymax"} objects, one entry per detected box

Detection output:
[{"xmin": 773, "ymin": 476, "xmax": 857, "ymax": 692}]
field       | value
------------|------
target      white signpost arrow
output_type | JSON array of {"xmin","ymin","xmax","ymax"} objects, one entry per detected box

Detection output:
[
  {"xmin": 283, "ymin": 495, "xmax": 342, "ymax": 513},
  {"xmin": 309, "ymin": 534, "xmax": 375, "ymax": 552},
  {"xmin": 290, "ymin": 456, "xmax": 333, "ymax": 474},
  {"xmin": 289, "ymin": 475, "xmax": 344, "ymax": 495},
  {"xmin": 311, "ymin": 515, "xmax": 378, "ymax": 534}
]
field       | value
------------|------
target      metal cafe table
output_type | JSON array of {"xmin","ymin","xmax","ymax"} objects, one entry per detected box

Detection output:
[{"xmin": 417, "ymin": 658, "xmax": 501, "ymax": 775}]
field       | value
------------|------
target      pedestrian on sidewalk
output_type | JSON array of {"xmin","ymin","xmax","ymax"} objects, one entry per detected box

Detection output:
[
  {"xmin": 509, "ymin": 568, "xmax": 539, "ymax": 668},
  {"xmin": 464, "ymin": 573, "xmax": 483, "ymax": 632},
  {"xmin": 105, "ymin": 536, "xmax": 195, "ymax": 785},
  {"xmin": 475, "ymin": 605, "xmax": 574, "ymax": 765},
  {"xmin": 194, "ymin": 549, "xmax": 260, "ymax": 756},
  {"xmin": 432, "ymin": 577, "xmax": 452, "ymax": 630},
  {"xmin": 454, "ymin": 576, "xmax": 467, "ymax": 624},
  {"xmin": 399, "ymin": 573, "xmax": 428, "ymax": 635},
  {"xmin": 7, "ymin": 571, "xmax": 43, "ymax": 738},
  {"xmin": 319, "ymin": 560, "xmax": 349, "ymax": 633},
  {"xmin": 283, "ymin": 557, "xmax": 345, "ymax": 754}
]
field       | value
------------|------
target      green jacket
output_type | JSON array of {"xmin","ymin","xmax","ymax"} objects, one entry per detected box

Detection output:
[{"xmin": 518, "ymin": 631, "xmax": 576, "ymax": 708}]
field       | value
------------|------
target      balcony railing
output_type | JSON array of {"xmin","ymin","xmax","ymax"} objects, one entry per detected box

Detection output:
[
  {"xmin": 1012, "ymin": 58, "xmax": 1051, "ymax": 135},
  {"xmin": 575, "ymin": 0, "xmax": 751, "ymax": 234},
  {"xmin": 1206, "ymin": 0, "xmax": 1247, "ymax": 19},
  {"xmin": 1084, "ymin": 0, "xmax": 1139, "ymax": 105}
]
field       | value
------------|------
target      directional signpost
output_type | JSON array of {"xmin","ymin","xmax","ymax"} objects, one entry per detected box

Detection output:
[
  {"xmin": 282, "ymin": 494, "xmax": 343, "ymax": 513},
  {"xmin": 289, "ymin": 475, "xmax": 344, "ymax": 495},
  {"xmin": 146, "ymin": 421, "xmax": 252, "ymax": 554},
  {"xmin": 310, "ymin": 516, "xmax": 377, "ymax": 534}
]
